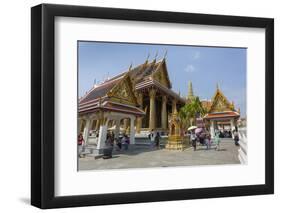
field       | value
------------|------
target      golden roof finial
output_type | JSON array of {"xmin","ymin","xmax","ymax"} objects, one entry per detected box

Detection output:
[
  {"xmin": 129, "ymin": 62, "xmax": 133, "ymax": 71},
  {"xmin": 216, "ymin": 82, "xmax": 219, "ymax": 91},
  {"xmin": 153, "ymin": 51, "xmax": 158, "ymax": 62}
]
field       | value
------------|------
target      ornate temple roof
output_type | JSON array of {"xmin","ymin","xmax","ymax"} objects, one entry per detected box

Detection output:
[
  {"xmin": 79, "ymin": 73, "xmax": 145, "ymax": 116},
  {"xmin": 201, "ymin": 100, "xmax": 212, "ymax": 111},
  {"xmin": 129, "ymin": 58, "xmax": 172, "ymax": 88},
  {"xmin": 204, "ymin": 111, "xmax": 240, "ymax": 119},
  {"xmin": 79, "ymin": 100, "xmax": 145, "ymax": 116},
  {"xmin": 203, "ymin": 86, "xmax": 240, "ymax": 120},
  {"xmin": 79, "ymin": 75, "xmax": 123, "ymax": 104},
  {"xmin": 79, "ymin": 58, "xmax": 184, "ymax": 110}
]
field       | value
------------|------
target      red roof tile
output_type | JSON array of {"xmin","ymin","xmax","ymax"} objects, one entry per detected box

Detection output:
[{"xmin": 204, "ymin": 111, "xmax": 240, "ymax": 119}]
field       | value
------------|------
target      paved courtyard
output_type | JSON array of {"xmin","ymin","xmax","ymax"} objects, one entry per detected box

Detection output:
[{"xmin": 78, "ymin": 138, "xmax": 241, "ymax": 171}]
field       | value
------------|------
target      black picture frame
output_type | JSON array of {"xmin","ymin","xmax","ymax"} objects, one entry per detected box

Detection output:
[{"xmin": 31, "ymin": 3, "xmax": 274, "ymax": 209}]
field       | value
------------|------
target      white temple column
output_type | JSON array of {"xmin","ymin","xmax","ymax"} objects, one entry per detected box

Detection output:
[
  {"xmin": 89, "ymin": 119, "xmax": 94, "ymax": 131},
  {"xmin": 130, "ymin": 117, "xmax": 136, "ymax": 144},
  {"xmin": 82, "ymin": 118, "xmax": 91, "ymax": 145},
  {"xmin": 97, "ymin": 125, "xmax": 108, "ymax": 150},
  {"xmin": 230, "ymin": 119, "xmax": 235, "ymax": 138},
  {"xmin": 210, "ymin": 120, "xmax": 215, "ymax": 138},
  {"xmin": 230, "ymin": 119, "xmax": 235, "ymax": 131}
]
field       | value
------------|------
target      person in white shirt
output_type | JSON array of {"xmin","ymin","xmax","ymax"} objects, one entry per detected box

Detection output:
[{"xmin": 190, "ymin": 130, "xmax": 197, "ymax": 151}]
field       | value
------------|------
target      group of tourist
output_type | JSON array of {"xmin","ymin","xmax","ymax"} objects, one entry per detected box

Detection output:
[
  {"xmin": 104, "ymin": 132, "xmax": 131, "ymax": 150},
  {"xmin": 190, "ymin": 130, "xmax": 218, "ymax": 151},
  {"xmin": 78, "ymin": 127, "xmax": 240, "ymax": 158},
  {"xmin": 77, "ymin": 131, "xmax": 131, "ymax": 159},
  {"xmin": 115, "ymin": 134, "xmax": 130, "ymax": 151},
  {"xmin": 102, "ymin": 133, "xmax": 131, "ymax": 159},
  {"xmin": 190, "ymin": 128, "xmax": 240, "ymax": 151}
]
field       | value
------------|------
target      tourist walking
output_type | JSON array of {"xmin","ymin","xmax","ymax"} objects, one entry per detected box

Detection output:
[
  {"xmin": 103, "ymin": 134, "xmax": 114, "ymax": 159},
  {"xmin": 155, "ymin": 132, "xmax": 161, "ymax": 149},
  {"xmin": 190, "ymin": 130, "xmax": 197, "ymax": 151},
  {"xmin": 214, "ymin": 130, "xmax": 221, "ymax": 151},
  {"xmin": 121, "ymin": 134, "xmax": 130, "ymax": 150},
  {"xmin": 233, "ymin": 129, "xmax": 240, "ymax": 146},
  {"xmin": 149, "ymin": 129, "xmax": 155, "ymax": 148},
  {"xmin": 205, "ymin": 134, "xmax": 211, "ymax": 150},
  {"xmin": 115, "ymin": 137, "xmax": 122, "ymax": 151}
]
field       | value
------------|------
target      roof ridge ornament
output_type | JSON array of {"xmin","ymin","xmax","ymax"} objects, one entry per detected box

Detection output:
[
  {"xmin": 145, "ymin": 52, "xmax": 150, "ymax": 63},
  {"xmin": 129, "ymin": 62, "xmax": 133, "ymax": 71},
  {"xmin": 153, "ymin": 51, "xmax": 158, "ymax": 62}
]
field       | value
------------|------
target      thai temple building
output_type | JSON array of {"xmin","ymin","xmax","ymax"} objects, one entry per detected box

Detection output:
[
  {"xmin": 202, "ymin": 84, "xmax": 240, "ymax": 138},
  {"xmin": 78, "ymin": 57, "xmax": 240, "ymax": 151},
  {"xmin": 78, "ymin": 58, "xmax": 185, "ymax": 152}
]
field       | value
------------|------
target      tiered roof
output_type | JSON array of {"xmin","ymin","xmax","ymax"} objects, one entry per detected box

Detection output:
[
  {"xmin": 203, "ymin": 86, "xmax": 240, "ymax": 120},
  {"xmin": 79, "ymin": 58, "xmax": 185, "ymax": 114},
  {"xmin": 79, "ymin": 73, "xmax": 144, "ymax": 116}
]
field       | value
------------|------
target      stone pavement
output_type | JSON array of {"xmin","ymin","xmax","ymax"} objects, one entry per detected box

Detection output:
[{"xmin": 78, "ymin": 138, "xmax": 240, "ymax": 171}]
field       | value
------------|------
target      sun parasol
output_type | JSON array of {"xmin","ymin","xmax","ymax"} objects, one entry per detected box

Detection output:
[
  {"xmin": 195, "ymin": 128, "xmax": 203, "ymax": 134},
  {"xmin": 188, "ymin": 126, "xmax": 197, "ymax": 131}
]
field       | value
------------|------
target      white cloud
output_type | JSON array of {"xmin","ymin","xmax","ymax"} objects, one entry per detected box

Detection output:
[
  {"xmin": 185, "ymin": 64, "xmax": 195, "ymax": 73},
  {"xmin": 192, "ymin": 51, "xmax": 200, "ymax": 60}
]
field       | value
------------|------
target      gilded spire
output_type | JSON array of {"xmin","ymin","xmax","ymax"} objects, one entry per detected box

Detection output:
[
  {"xmin": 154, "ymin": 51, "xmax": 158, "ymax": 62},
  {"xmin": 129, "ymin": 62, "xmax": 132, "ymax": 71},
  {"xmin": 187, "ymin": 81, "xmax": 194, "ymax": 99}
]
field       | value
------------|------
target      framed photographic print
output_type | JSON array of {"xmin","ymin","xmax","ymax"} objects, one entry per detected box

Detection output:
[{"xmin": 31, "ymin": 3, "xmax": 274, "ymax": 209}]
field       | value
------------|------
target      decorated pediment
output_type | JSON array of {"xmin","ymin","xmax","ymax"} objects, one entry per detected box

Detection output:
[
  {"xmin": 209, "ymin": 90, "xmax": 234, "ymax": 113},
  {"xmin": 152, "ymin": 61, "xmax": 171, "ymax": 88},
  {"xmin": 107, "ymin": 74, "xmax": 138, "ymax": 106}
]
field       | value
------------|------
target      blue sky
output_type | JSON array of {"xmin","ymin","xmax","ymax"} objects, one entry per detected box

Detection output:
[{"xmin": 78, "ymin": 41, "xmax": 246, "ymax": 117}]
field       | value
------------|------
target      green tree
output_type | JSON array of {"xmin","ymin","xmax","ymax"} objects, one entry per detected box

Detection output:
[{"xmin": 179, "ymin": 97, "xmax": 206, "ymax": 128}]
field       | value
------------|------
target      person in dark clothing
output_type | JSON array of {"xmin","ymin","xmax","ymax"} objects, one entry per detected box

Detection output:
[
  {"xmin": 233, "ymin": 130, "xmax": 240, "ymax": 146},
  {"xmin": 155, "ymin": 132, "xmax": 161, "ymax": 149}
]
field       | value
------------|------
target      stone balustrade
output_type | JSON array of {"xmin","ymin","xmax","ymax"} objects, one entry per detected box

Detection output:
[{"xmin": 238, "ymin": 127, "xmax": 247, "ymax": 164}]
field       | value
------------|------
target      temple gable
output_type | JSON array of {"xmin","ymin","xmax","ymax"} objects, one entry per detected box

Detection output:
[
  {"xmin": 107, "ymin": 74, "xmax": 138, "ymax": 106},
  {"xmin": 152, "ymin": 61, "xmax": 171, "ymax": 88},
  {"xmin": 209, "ymin": 90, "xmax": 234, "ymax": 113}
]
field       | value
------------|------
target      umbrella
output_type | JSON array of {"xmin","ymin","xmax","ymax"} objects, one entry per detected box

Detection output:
[
  {"xmin": 108, "ymin": 125, "xmax": 125, "ymax": 131},
  {"xmin": 188, "ymin": 126, "xmax": 197, "ymax": 131},
  {"xmin": 108, "ymin": 125, "xmax": 116, "ymax": 130},
  {"xmin": 195, "ymin": 128, "xmax": 203, "ymax": 134}
]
